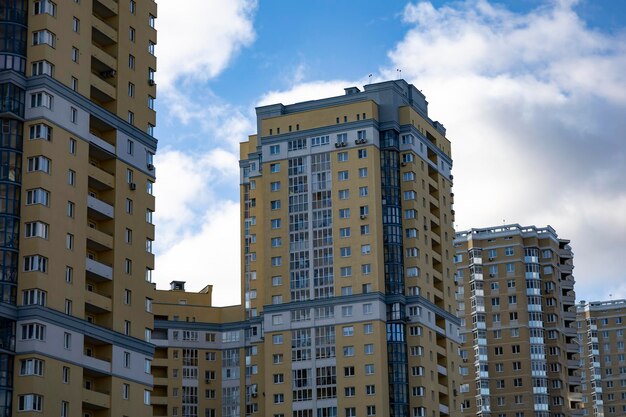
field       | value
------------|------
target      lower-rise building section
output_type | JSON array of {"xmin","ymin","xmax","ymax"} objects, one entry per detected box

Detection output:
[
  {"xmin": 455, "ymin": 224, "xmax": 582, "ymax": 417},
  {"xmin": 152, "ymin": 281, "xmax": 462, "ymax": 417},
  {"xmin": 578, "ymin": 299, "xmax": 626, "ymax": 417}
]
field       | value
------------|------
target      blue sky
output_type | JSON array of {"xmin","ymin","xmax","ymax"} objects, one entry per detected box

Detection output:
[{"xmin": 152, "ymin": 0, "xmax": 626, "ymax": 306}]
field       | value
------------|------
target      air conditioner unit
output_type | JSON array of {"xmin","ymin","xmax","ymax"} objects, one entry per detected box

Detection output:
[
  {"xmin": 450, "ymin": 174, "xmax": 454, "ymax": 180},
  {"xmin": 489, "ymin": 257, "xmax": 494, "ymax": 261},
  {"xmin": 361, "ymin": 138, "xmax": 367, "ymax": 143},
  {"xmin": 129, "ymin": 182, "xmax": 137, "ymax": 190},
  {"xmin": 360, "ymin": 215, "xmax": 367, "ymax": 220},
  {"xmin": 489, "ymin": 274, "xmax": 495, "ymax": 278},
  {"xmin": 147, "ymin": 163, "xmax": 155, "ymax": 170},
  {"xmin": 148, "ymin": 79, "xmax": 156, "ymax": 86},
  {"xmin": 401, "ymin": 162, "xmax": 407, "ymax": 166},
  {"xmin": 205, "ymin": 379, "xmax": 211, "ymax": 384},
  {"xmin": 334, "ymin": 143, "xmax": 342, "ymax": 148},
  {"xmin": 341, "ymin": 142, "xmax": 347, "ymax": 147},
  {"xmin": 462, "ymin": 358, "xmax": 468, "ymax": 363}
]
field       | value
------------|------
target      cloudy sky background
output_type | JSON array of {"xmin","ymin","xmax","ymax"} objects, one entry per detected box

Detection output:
[{"xmin": 152, "ymin": 0, "xmax": 626, "ymax": 306}]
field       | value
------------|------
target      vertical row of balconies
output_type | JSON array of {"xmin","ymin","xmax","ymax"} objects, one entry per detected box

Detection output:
[
  {"xmin": 90, "ymin": 0, "xmax": 120, "ymax": 111},
  {"xmin": 85, "ymin": 137, "xmax": 116, "ymax": 329},
  {"xmin": 82, "ymin": 335, "xmax": 114, "ymax": 413},
  {"xmin": 151, "ymin": 347, "xmax": 168, "ymax": 416}
]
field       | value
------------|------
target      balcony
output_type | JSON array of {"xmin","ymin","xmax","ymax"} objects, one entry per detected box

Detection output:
[
  {"xmin": 85, "ymin": 289, "xmax": 112, "ymax": 313},
  {"xmin": 87, "ymin": 195, "xmax": 114, "ymax": 219},
  {"xmin": 82, "ymin": 388, "xmax": 110, "ymax": 410},
  {"xmin": 437, "ymin": 364, "xmax": 447, "ymax": 376},
  {"xmin": 87, "ymin": 227, "xmax": 113, "ymax": 251},
  {"xmin": 88, "ymin": 164, "xmax": 114, "ymax": 190},
  {"xmin": 439, "ymin": 404, "xmax": 450, "ymax": 415},
  {"xmin": 91, "ymin": 45, "xmax": 116, "ymax": 72},
  {"xmin": 82, "ymin": 354, "xmax": 111, "ymax": 374},
  {"xmin": 94, "ymin": 0, "xmax": 118, "ymax": 17},
  {"xmin": 86, "ymin": 257, "xmax": 112, "ymax": 281},
  {"xmin": 92, "ymin": 15, "xmax": 117, "ymax": 44},
  {"xmin": 153, "ymin": 377, "xmax": 168, "ymax": 386},
  {"xmin": 90, "ymin": 72, "xmax": 116, "ymax": 102},
  {"xmin": 151, "ymin": 396, "xmax": 168, "ymax": 406}
]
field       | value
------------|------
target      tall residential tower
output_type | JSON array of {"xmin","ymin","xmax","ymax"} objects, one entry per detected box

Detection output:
[
  {"xmin": 454, "ymin": 225, "xmax": 582, "ymax": 417},
  {"xmin": 0, "ymin": 1, "xmax": 158, "ymax": 415},
  {"xmin": 238, "ymin": 79, "xmax": 461, "ymax": 417}
]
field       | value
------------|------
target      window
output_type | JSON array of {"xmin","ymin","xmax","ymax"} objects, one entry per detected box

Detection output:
[
  {"xmin": 70, "ymin": 76, "xmax": 78, "ymax": 91},
  {"xmin": 269, "ymin": 144, "xmax": 280, "ymax": 154},
  {"xmin": 270, "ymin": 181, "xmax": 280, "ymax": 191},
  {"xmin": 345, "ymin": 386, "xmax": 356, "ymax": 396},
  {"xmin": 129, "ymin": 26, "xmax": 136, "ymax": 42},
  {"xmin": 128, "ymin": 111, "xmax": 134, "ymax": 125},
  {"xmin": 339, "ymin": 189, "xmax": 350, "ymax": 200},
  {"xmin": 24, "ymin": 255, "xmax": 48, "ymax": 273},
  {"xmin": 338, "ymin": 170, "xmax": 349, "ymax": 181},
  {"xmin": 29, "ymin": 123, "xmax": 52, "ymax": 141},
  {"xmin": 30, "ymin": 92, "xmax": 53, "ymax": 109},
  {"xmin": 339, "ymin": 208, "xmax": 350, "ymax": 219},
  {"xmin": 18, "ymin": 394, "xmax": 43, "ymax": 412},
  {"xmin": 343, "ymin": 346, "xmax": 355, "ymax": 356},
  {"xmin": 362, "ymin": 264, "xmax": 372, "ymax": 275},
  {"xmin": 270, "ymin": 200, "xmax": 281, "ymax": 210},
  {"xmin": 148, "ymin": 41, "xmax": 155, "ymax": 55},
  {"xmin": 341, "ymin": 306, "xmax": 353, "ymax": 317},
  {"xmin": 505, "ymin": 247, "xmax": 514, "ymax": 256},
  {"xmin": 272, "ymin": 334, "xmax": 283, "ymax": 344},
  {"xmin": 363, "ymin": 323, "xmax": 373, "ymax": 334},
  {"xmin": 71, "ymin": 47, "xmax": 79, "ymax": 62},
  {"xmin": 359, "ymin": 167, "xmax": 368, "ymax": 177},
  {"xmin": 32, "ymin": 29, "xmax": 56, "ymax": 47},
  {"xmin": 67, "ymin": 169, "xmax": 76, "ymax": 186},
  {"xmin": 343, "ymin": 326, "xmax": 354, "ymax": 337},
  {"xmin": 33, "ymin": 0, "xmax": 56, "ymax": 15},
  {"xmin": 21, "ymin": 323, "xmax": 45, "ymax": 341},
  {"xmin": 344, "ymin": 366, "xmax": 355, "ymax": 377},
  {"xmin": 31, "ymin": 60, "xmax": 54, "ymax": 76},
  {"xmin": 149, "ymin": 14, "xmax": 156, "ymax": 28},
  {"xmin": 146, "ymin": 238, "xmax": 153, "ymax": 253},
  {"xmin": 20, "ymin": 358, "xmax": 44, "ymax": 376},
  {"xmin": 364, "ymin": 344, "xmax": 374, "ymax": 354},
  {"xmin": 358, "ymin": 149, "xmax": 367, "ymax": 159},
  {"xmin": 359, "ymin": 186, "xmax": 368, "ymax": 197},
  {"xmin": 340, "ymin": 227, "xmax": 351, "ymax": 237},
  {"xmin": 337, "ymin": 152, "xmax": 348, "ymax": 162},
  {"xmin": 506, "ymin": 263, "xmax": 515, "ymax": 273},
  {"xmin": 270, "ymin": 162, "xmax": 280, "ymax": 173},
  {"xmin": 22, "ymin": 289, "xmax": 47, "ymax": 306},
  {"xmin": 70, "ymin": 106, "xmax": 78, "ymax": 123},
  {"xmin": 340, "ymin": 266, "xmax": 352, "ymax": 277},
  {"xmin": 271, "ymin": 256, "xmax": 282, "ymax": 267},
  {"xmin": 24, "ymin": 221, "xmax": 49, "ymax": 239}
]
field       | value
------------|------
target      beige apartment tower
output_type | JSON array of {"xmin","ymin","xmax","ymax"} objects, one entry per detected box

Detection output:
[
  {"xmin": 238, "ymin": 79, "xmax": 461, "ymax": 417},
  {"xmin": 148, "ymin": 80, "xmax": 463, "ymax": 417},
  {"xmin": 454, "ymin": 225, "xmax": 582, "ymax": 417},
  {"xmin": 577, "ymin": 299, "xmax": 626, "ymax": 417},
  {"xmin": 0, "ymin": 0, "xmax": 158, "ymax": 416}
]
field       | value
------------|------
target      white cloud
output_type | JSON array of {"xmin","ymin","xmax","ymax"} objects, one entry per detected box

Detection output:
[
  {"xmin": 155, "ymin": 200, "xmax": 241, "ymax": 306},
  {"xmin": 386, "ymin": 0, "xmax": 626, "ymax": 301},
  {"xmin": 156, "ymin": 0, "xmax": 257, "ymax": 90},
  {"xmin": 153, "ymin": 148, "xmax": 241, "ymax": 305}
]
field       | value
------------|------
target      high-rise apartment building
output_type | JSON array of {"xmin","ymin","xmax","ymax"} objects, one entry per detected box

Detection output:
[
  {"xmin": 0, "ymin": 1, "xmax": 158, "ymax": 415},
  {"xmin": 454, "ymin": 224, "xmax": 582, "ymax": 417},
  {"xmin": 238, "ymin": 79, "xmax": 461, "ymax": 417},
  {"xmin": 577, "ymin": 299, "xmax": 626, "ymax": 417}
]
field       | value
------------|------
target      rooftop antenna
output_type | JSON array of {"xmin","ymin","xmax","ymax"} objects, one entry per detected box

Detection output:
[
  {"xmin": 368, "ymin": 74, "xmax": 372, "ymax": 84},
  {"xmin": 396, "ymin": 69, "xmax": 402, "ymax": 79}
]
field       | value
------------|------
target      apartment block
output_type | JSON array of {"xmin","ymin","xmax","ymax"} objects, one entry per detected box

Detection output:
[
  {"xmin": 578, "ymin": 299, "xmax": 626, "ymax": 417},
  {"xmin": 0, "ymin": 0, "xmax": 158, "ymax": 415},
  {"xmin": 454, "ymin": 224, "xmax": 582, "ymax": 417},
  {"xmin": 239, "ymin": 79, "xmax": 461, "ymax": 417}
]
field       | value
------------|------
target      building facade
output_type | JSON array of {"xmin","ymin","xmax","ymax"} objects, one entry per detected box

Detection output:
[
  {"xmin": 0, "ymin": 1, "xmax": 158, "ymax": 415},
  {"xmin": 454, "ymin": 224, "xmax": 582, "ymax": 417},
  {"xmin": 239, "ymin": 79, "xmax": 461, "ymax": 417},
  {"xmin": 577, "ymin": 299, "xmax": 626, "ymax": 417}
]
